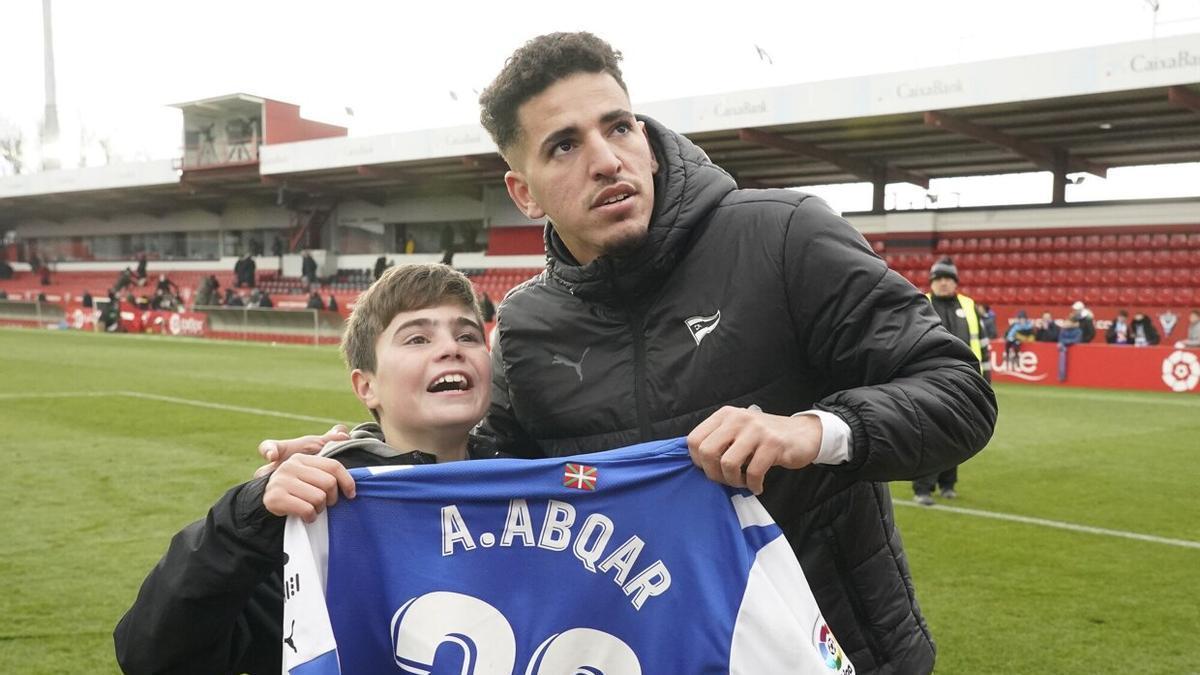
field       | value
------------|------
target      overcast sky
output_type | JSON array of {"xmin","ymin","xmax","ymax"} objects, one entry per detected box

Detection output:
[{"xmin": 1, "ymin": 0, "xmax": 1198, "ymax": 209}]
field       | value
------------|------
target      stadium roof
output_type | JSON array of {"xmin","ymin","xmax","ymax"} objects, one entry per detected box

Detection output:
[{"xmin": 2, "ymin": 34, "xmax": 1198, "ymax": 225}]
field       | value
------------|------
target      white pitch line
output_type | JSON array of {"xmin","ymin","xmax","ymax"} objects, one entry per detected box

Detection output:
[
  {"xmin": 0, "ymin": 391, "xmax": 121, "ymax": 400},
  {"xmin": 894, "ymin": 499, "xmax": 1200, "ymax": 550},
  {"xmin": 116, "ymin": 391, "xmax": 343, "ymax": 425}
]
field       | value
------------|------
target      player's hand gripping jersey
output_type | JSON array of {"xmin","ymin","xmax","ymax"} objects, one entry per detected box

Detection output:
[{"xmin": 283, "ymin": 437, "xmax": 854, "ymax": 674}]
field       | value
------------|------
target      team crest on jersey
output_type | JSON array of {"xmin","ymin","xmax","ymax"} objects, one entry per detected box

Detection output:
[
  {"xmin": 812, "ymin": 617, "xmax": 854, "ymax": 674},
  {"xmin": 562, "ymin": 463, "xmax": 598, "ymax": 490}
]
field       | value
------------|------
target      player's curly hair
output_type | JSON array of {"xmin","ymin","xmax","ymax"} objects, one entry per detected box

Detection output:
[{"xmin": 479, "ymin": 32, "xmax": 627, "ymax": 158}]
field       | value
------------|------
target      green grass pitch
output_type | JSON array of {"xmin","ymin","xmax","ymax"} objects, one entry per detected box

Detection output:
[{"xmin": 1, "ymin": 328, "xmax": 1197, "ymax": 673}]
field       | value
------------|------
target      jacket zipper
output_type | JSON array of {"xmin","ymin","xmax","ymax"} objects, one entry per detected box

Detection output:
[{"xmin": 630, "ymin": 308, "xmax": 652, "ymax": 441}]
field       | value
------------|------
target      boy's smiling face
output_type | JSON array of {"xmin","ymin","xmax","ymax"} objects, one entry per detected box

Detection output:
[{"xmin": 352, "ymin": 303, "xmax": 491, "ymax": 444}]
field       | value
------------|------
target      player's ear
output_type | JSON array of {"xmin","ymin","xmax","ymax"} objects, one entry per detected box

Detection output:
[{"xmin": 505, "ymin": 171, "xmax": 546, "ymax": 220}]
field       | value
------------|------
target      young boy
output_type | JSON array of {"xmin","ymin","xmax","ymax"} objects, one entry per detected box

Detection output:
[{"xmin": 114, "ymin": 263, "xmax": 495, "ymax": 675}]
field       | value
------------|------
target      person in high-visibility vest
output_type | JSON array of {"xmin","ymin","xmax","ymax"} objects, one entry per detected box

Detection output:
[{"xmin": 913, "ymin": 256, "xmax": 989, "ymax": 506}]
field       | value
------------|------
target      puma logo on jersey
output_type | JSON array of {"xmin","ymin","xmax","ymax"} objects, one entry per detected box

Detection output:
[
  {"xmin": 684, "ymin": 310, "xmax": 721, "ymax": 345},
  {"xmin": 550, "ymin": 347, "xmax": 590, "ymax": 382}
]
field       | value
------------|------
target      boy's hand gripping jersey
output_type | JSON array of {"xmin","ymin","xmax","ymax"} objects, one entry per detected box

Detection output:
[{"xmin": 283, "ymin": 437, "xmax": 854, "ymax": 674}]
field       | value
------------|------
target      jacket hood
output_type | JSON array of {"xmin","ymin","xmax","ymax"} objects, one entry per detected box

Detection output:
[{"xmin": 544, "ymin": 115, "xmax": 737, "ymax": 302}]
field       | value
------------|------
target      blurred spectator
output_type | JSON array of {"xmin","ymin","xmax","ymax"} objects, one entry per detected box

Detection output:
[
  {"xmin": 1035, "ymin": 311, "xmax": 1060, "ymax": 342},
  {"xmin": 404, "ymin": 234, "xmax": 415, "ymax": 254},
  {"xmin": 913, "ymin": 256, "xmax": 984, "ymax": 506},
  {"xmin": 81, "ymin": 290, "xmax": 94, "ymax": 309},
  {"xmin": 373, "ymin": 255, "xmax": 392, "ymax": 281},
  {"xmin": 248, "ymin": 289, "xmax": 273, "ymax": 309},
  {"xmin": 272, "ymin": 236, "xmax": 284, "ymax": 258},
  {"xmin": 1131, "ymin": 312, "xmax": 1160, "ymax": 346},
  {"xmin": 155, "ymin": 274, "xmax": 179, "ymax": 297},
  {"xmin": 1158, "ymin": 310, "xmax": 1178, "ymax": 339},
  {"xmin": 1057, "ymin": 315, "xmax": 1084, "ymax": 382},
  {"xmin": 224, "ymin": 289, "xmax": 244, "ymax": 307},
  {"xmin": 305, "ymin": 291, "xmax": 324, "ymax": 310},
  {"xmin": 39, "ymin": 264, "xmax": 51, "ymax": 286},
  {"xmin": 301, "ymin": 251, "xmax": 318, "ymax": 288},
  {"xmin": 0, "ymin": 259, "xmax": 12, "ymax": 280},
  {"xmin": 113, "ymin": 267, "xmax": 134, "ymax": 293},
  {"xmin": 249, "ymin": 237, "xmax": 263, "ymax": 257},
  {"xmin": 135, "ymin": 253, "xmax": 148, "ymax": 285},
  {"xmin": 1004, "ymin": 310, "xmax": 1035, "ymax": 370},
  {"xmin": 1071, "ymin": 301, "xmax": 1096, "ymax": 343},
  {"xmin": 1106, "ymin": 310, "xmax": 1132, "ymax": 345},
  {"xmin": 479, "ymin": 291, "xmax": 496, "ymax": 322},
  {"xmin": 327, "ymin": 295, "xmax": 339, "ymax": 312},
  {"xmin": 235, "ymin": 254, "xmax": 257, "ymax": 288},
  {"xmin": 36, "ymin": 291, "xmax": 48, "ymax": 302},
  {"xmin": 29, "ymin": 252, "xmax": 42, "ymax": 274},
  {"xmin": 0, "ymin": 289, "xmax": 8, "ymax": 299},
  {"xmin": 1175, "ymin": 310, "xmax": 1200, "ymax": 348},
  {"xmin": 101, "ymin": 292, "xmax": 121, "ymax": 332},
  {"xmin": 979, "ymin": 303, "xmax": 998, "ymax": 340},
  {"xmin": 194, "ymin": 275, "xmax": 220, "ymax": 307}
]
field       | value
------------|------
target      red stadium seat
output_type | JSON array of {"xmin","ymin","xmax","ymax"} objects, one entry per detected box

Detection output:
[
  {"xmin": 1153, "ymin": 268, "xmax": 1174, "ymax": 287},
  {"xmin": 1170, "ymin": 248, "xmax": 1191, "ymax": 266},
  {"xmin": 1154, "ymin": 287, "xmax": 1174, "ymax": 306},
  {"xmin": 936, "ymin": 238, "xmax": 952, "ymax": 253},
  {"xmin": 1020, "ymin": 236, "xmax": 1038, "ymax": 251},
  {"xmin": 1051, "ymin": 252, "xmax": 1070, "ymax": 267},
  {"xmin": 1016, "ymin": 286, "xmax": 1036, "ymax": 303},
  {"xmin": 976, "ymin": 252, "xmax": 993, "ymax": 269},
  {"xmin": 1174, "ymin": 287, "xmax": 1195, "ymax": 306},
  {"xmin": 1084, "ymin": 250, "xmax": 1103, "ymax": 267},
  {"xmin": 1135, "ymin": 268, "xmax": 1156, "ymax": 286},
  {"xmin": 948, "ymin": 238, "xmax": 965, "ymax": 253},
  {"xmin": 1117, "ymin": 234, "xmax": 1135, "ymax": 250},
  {"xmin": 1034, "ymin": 251, "xmax": 1054, "ymax": 266},
  {"xmin": 1117, "ymin": 268, "xmax": 1137, "ymax": 285},
  {"xmin": 957, "ymin": 253, "xmax": 977, "ymax": 268},
  {"xmin": 1100, "ymin": 250, "xmax": 1120, "ymax": 267},
  {"xmin": 1100, "ymin": 234, "xmax": 1118, "ymax": 250},
  {"xmin": 1152, "ymin": 250, "xmax": 1172, "ymax": 267},
  {"xmin": 1068, "ymin": 251, "xmax": 1087, "ymax": 268},
  {"xmin": 993, "ymin": 238, "xmax": 1009, "ymax": 253},
  {"xmin": 1169, "ymin": 233, "xmax": 1188, "ymax": 249},
  {"xmin": 1069, "ymin": 286, "xmax": 1087, "ymax": 304},
  {"xmin": 1151, "ymin": 233, "xmax": 1169, "ymax": 249},
  {"xmin": 1188, "ymin": 233, "xmax": 1200, "ymax": 249},
  {"xmin": 1018, "ymin": 251, "xmax": 1038, "ymax": 267},
  {"xmin": 1064, "ymin": 269, "xmax": 1084, "ymax": 285},
  {"xmin": 1119, "ymin": 287, "xmax": 1138, "ymax": 305},
  {"xmin": 1192, "ymin": 269, "xmax": 1200, "ymax": 286},
  {"xmin": 963, "ymin": 237, "xmax": 979, "ymax": 252},
  {"xmin": 975, "ymin": 237, "xmax": 994, "ymax": 252},
  {"xmin": 1133, "ymin": 233, "xmax": 1153, "ymax": 249},
  {"xmin": 1137, "ymin": 287, "xmax": 1157, "ymax": 305},
  {"xmin": 1001, "ymin": 268, "xmax": 1023, "ymax": 285},
  {"xmin": 1048, "ymin": 286, "xmax": 1070, "ymax": 304},
  {"xmin": 1100, "ymin": 287, "xmax": 1120, "ymax": 305},
  {"xmin": 1052, "ymin": 235, "xmax": 1070, "ymax": 251},
  {"xmin": 1082, "ymin": 235, "xmax": 1101, "ymax": 250},
  {"xmin": 1083, "ymin": 269, "xmax": 1102, "ymax": 286},
  {"xmin": 1067, "ymin": 235, "xmax": 1085, "ymax": 250},
  {"xmin": 913, "ymin": 270, "xmax": 930, "ymax": 286},
  {"xmin": 1033, "ymin": 268, "xmax": 1053, "ymax": 285},
  {"xmin": 1009, "ymin": 236, "xmax": 1024, "ymax": 251},
  {"xmin": 1041, "ymin": 236, "xmax": 1059, "ymax": 251},
  {"xmin": 1172, "ymin": 268, "xmax": 1191, "ymax": 286},
  {"xmin": 1051, "ymin": 269, "xmax": 1070, "ymax": 285}
]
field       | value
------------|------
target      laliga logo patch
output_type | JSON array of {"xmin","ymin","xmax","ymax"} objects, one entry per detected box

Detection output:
[
  {"xmin": 1161, "ymin": 350, "xmax": 1200, "ymax": 392},
  {"xmin": 812, "ymin": 617, "xmax": 854, "ymax": 673}
]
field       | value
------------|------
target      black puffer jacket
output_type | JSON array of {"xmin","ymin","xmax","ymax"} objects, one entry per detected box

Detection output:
[{"xmin": 481, "ymin": 116, "xmax": 997, "ymax": 674}]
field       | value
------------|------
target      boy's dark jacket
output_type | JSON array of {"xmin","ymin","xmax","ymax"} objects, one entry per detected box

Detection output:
[{"xmin": 113, "ymin": 424, "xmax": 498, "ymax": 675}]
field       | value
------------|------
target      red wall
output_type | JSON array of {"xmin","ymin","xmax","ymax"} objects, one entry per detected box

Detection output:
[
  {"xmin": 487, "ymin": 226, "xmax": 544, "ymax": 255},
  {"xmin": 989, "ymin": 339, "xmax": 1200, "ymax": 393},
  {"xmin": 263, "ymin": 101, "xmax": 348, "ymax": 145}
]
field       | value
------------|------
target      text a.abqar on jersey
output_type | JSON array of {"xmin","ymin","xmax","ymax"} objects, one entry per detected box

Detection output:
[{"xmin": 440, "ymin": 498, "xmax": 672, "ymax": 610}]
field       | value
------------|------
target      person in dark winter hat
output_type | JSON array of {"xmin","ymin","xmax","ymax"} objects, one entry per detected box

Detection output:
[{"xmin": 912, "ymin": 255, "xmax": 989, "ymax": 507}]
